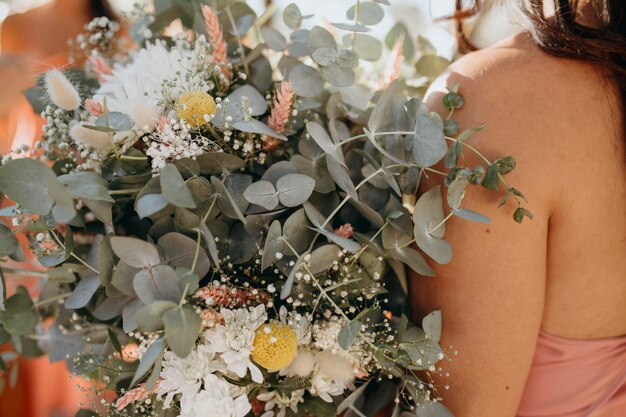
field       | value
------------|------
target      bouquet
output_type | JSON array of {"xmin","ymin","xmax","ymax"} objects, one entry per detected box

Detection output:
[{"xmin": 0, "ymin": 1, "xmax": 531, "ymax": 416}]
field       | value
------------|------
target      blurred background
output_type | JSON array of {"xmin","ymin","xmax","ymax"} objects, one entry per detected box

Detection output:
[{"xmin": 0, "ymin": 0, "xmax": 521, "ymax": 416}]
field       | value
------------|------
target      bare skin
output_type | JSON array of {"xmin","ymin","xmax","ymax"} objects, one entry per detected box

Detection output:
[{"xmin": 410, "ymin": 31, "xmax": 626, "ymax": 417}]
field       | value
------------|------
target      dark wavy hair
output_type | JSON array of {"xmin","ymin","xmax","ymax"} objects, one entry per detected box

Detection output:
[
  {"xmin": 524, "ymin": 0, "xmax": 626, "ymax": 94},
  {"xmin": 89, "ymin": 0, "xmax": 116, "ymax": 20}
]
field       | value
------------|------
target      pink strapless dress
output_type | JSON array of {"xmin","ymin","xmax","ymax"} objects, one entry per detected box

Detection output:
[{"xmin": 517, "ymin": 331, "xmax": 626, "ymax": 417}]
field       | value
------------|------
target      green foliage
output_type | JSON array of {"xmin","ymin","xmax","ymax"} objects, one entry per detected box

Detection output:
[{"xmin": 1, "ymin": 286, "xmax": 38, "ymax": 336}]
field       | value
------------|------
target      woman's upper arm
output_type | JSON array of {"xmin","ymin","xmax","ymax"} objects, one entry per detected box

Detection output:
[{"xmin": 410, "ymin": 54, "xmax": 556, "ymax": 417}]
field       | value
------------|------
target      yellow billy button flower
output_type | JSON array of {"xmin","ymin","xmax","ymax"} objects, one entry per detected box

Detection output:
[
  {"xmin": 176, "ymin": 91, "xmax": 217, "ymax": 126},
  {"xmin": 252, "ymin": 322, "xmax": 298, "ymax": 371}
]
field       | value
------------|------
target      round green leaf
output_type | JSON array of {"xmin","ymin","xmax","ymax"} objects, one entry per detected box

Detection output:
[
  {"xmin": 276, "ymin": 173, "xmax": 315, "ymax": 207},
  {"xmin": 413, "ymin": 186, "xmax": 453, "ymax": 264},
  {"xmin": 163, "ymin": 306, "xmax": 201, "ymax": 358},
  {"xmin": 0, "ymin": 224, "xmax": 18, "ymax": 259},
  {"xmin": 160, "ymin": 164, "xmax": 197, "ymax": 209},
  {"xmin": 347, "ymin": 1, "xmax": 384, "ymax": 25},
  {"xmin": 110, "ymin": 237, "xmax": 161, "ymax": 268},
  {"xmin": 133, "ymin": 265, "xmax": 182, "ymax": 305},
  {"xmin": 243, "ymin": 181, "xmax": 279, "ymax": 210}
]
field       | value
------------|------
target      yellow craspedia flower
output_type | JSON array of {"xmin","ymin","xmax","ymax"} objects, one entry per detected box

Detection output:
[
  {"xmin": 252, "ymin": 322, "xmax": 297, "ymax": 371},
  {"xmin": 177, "ymin": 91, "xmax": 217, "ymax": 126}
]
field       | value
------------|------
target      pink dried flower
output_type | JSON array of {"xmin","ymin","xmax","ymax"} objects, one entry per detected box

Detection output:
[
  {"xmin": 200, "ymin": 308, "xmax": 224, "ymax": 327},
  {"xmin": 381, "ymin": 36, "xmax": 404, "ymax": 88},
  {"xmin": 335, "ymin": 223, "xmax": 354, "ymax": 238},
  {"xmin": 85, "ymin": 98, "xmax": 104, "ymax": 117},
  {"xmin": 114, "ymin": 381, "xmax": 159, "ymax": 410},
  {"xmin": 88, "ymin": 55, "xmax": 112, "ymax": 83},
  {"xmin": 202, "ymin": 5, "xmax": 231, "ymax": 83},
  {"xmin": 267, "ymin": 81, "xmax": 294, "ymax": 134},
  {"xmin": 263, "ymin": 81, "xmax": 295, "ymax": 151},
  {"xmin": 194, "ymin": 284, "xmax": 270, "ymax": 308}
]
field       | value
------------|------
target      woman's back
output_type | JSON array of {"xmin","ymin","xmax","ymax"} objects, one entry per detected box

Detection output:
[{"xmin": 410, "ymin": 31, "xmax": 626, "ymax": 417}]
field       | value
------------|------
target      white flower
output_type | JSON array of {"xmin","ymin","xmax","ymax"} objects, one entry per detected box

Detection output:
[
  {"xmin": 278, "ymin": 306, "xmax": 311, "ymax": 345},
  {"xmin": 257, "ymin": 389, "xmax": 304, "ymax": 417},
  {"xmin": 279, "ymin": 349, "xmax": 315, "ymax": 378},
  {"xmin": 314, "ymin": 350, "xmax": 356, "ymax": 387},
  {"xmin": 95, "ymin": 40, "xmax": 211, "ymax": 129},
  {"xmin": 203, "ymin": 305, "xmax": 267, "ymax": 383},
  {"xmin": 157, "ymin": 348, "xmax": 225, "ymax": 413},
  {"xmin": 312, "ymin": 316, "xmax": 345, "ymax": 352},
  {"xmin": 309, "ymin": 370, "xmax": 346, "ymax": 402},
  {"xmin": 180, "ymin": 374, "xmax": 251, "ymax": 417}
]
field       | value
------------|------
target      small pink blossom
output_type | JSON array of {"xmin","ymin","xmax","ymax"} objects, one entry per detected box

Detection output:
[
  {"xmin": 114, "ymin": 381, "xmax": 159, "ymax": 410},
  {"xmin": 85, "ymin": 98, "xmax": 104, "ymax": 117},
  {"xmin": 88, "ymin": 55, "xmax": 112, "ymax": 82},
  {"xmin": 335, "ymin": 223, "xmax": 354, "ymax": 238}
]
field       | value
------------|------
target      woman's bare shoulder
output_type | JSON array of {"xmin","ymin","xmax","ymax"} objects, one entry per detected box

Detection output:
[{"xmin": 425, "ymin": 32, "xmax": 620, "ymax": 212}]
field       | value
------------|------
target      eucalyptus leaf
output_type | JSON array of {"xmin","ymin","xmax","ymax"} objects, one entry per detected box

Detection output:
[
  {"xmin": 0, "ymin": 158, "xmax": 75, "ymax": 219},
  {"xmin": 385, "ymin": 23, "xmax": 414, "ymax": 60},
  {"xmin": 283, "ymin": 3, "xmax": 302, "ymax": 29},
  {"xmin": 163, "ymin": 306, "xmax": 201, "ymax": 358},
  {"xmin": 276, "ymin": 174, "xmax": 315, "ymax": 207},
  {"xmin": 306, "ymin": 122, "xmax": 345, "ymax": 166},
  {"xmin": 454, "ymin": 208, "xmax": 491, "ymax": 224},
  {"xmin": 347, "ymin": 1, "xmax": 384, "ymax": 25},
  {"xmin": 196, "ymin": 152, "xmax": 245, "ymax": 175},
  {"xmin": 130, "ymin": 337, "xmax": 165, "ymax": 387},
  {"xmin": 136, "ymin": 194, "xmax": 170, "ymax": 219},
  {"xmin": 110, "ymin": 237, "xmax": 161, "ymax": 268},
  {"xmin": 288, "ymin": 64, "xmax": 323, "ymax": 98},
  {"xmin": 58, "ymin": 172, "xmax": 114, "ymax": 203},
  {"xmin": 243, "ymin": 181, "xmax": 278, "ymax": 210},
  {"xmin": 0, "ymin": 224, "xmax": 18, "ymax": 259},
  {"xmin": 349, "ymin": 34, "xmax": 382, "ymax": 61},
  {"xmin": 325, "ymin": 155, "xmax": 358, "ymax": 201},
  {"xmin": 96, "ymin": 111, "xmax": 133, "ymax": 131},
  {"xmin": 2, "ymin": 287, "xmax": 38, "ymax": 336},
  {"xmin": 136, "ymin": 300, "xmax": 177, "ymax": 332},
  {"xmin": 412, "ymin": 186, "xmax": 453, "ymax": 264},
  {"xmin": 160, "ymin": 164, "xmax": 197, "ymax": 209},
  {"xmin": 133, "ymin": 265, "xmax": 182, "ymax": 304},
  {"xmin": 409, "ymin": 108, "xmax": 447, "ymax": 168},
  {"xmin": 158, "ymin": 232, "xmax": 211, "ymax": 278},
  {"xmin": 307, "ymin": 26, "xmax": 336, "ymax": 55},
  {"xmin": 338, "ymin": 319, "xmax": 361, "ymax": 350},
  {"xmin": 261, "ymin": 27, "xmax": 287, "ymax": 51},
  {"xmin": 422, "ymin": 310, "xmax": 442, "ymax": 343},
  {"xmin": 64, "ymin": 274, "xmax": 100, "ymax": 309},
  {"xmin": 321, "ymin": 65, "xmax": 355, "ymax": 87},
  {"xmin": 261, "ymin": 220, "xmax": 284, "ymax": 271}
]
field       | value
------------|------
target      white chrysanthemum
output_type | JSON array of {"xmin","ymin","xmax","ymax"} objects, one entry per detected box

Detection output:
[
  {"xmin": 257, "ymin": 389, "xmax": 305, "ymax": 417},
  {"xmin": 95, "ymin": 40, "xmax": 211, "ymax": 129},
  {"xmin": 69, "ymin": 122, "xmax": 111, "ymax": 153},
  {"xmin": 157, "ymin": 347, "xmax": 225, "ymax": 413},
  {"xmin": 309, "ymin": 370, "xmax": 346, "ymax": 403},
  {"xmin": 203, "ymin": 304, "xmax": 267, "ymax": 383},
  {"xmin": 45, "ymin": 69, "xmax": 81, "ymax": 111},
  {"xmin": 180, "ymin": 374, "xmax": 251, "ymax": 417}
]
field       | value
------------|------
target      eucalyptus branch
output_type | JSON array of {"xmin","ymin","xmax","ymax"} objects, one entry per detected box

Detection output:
[
  {"xmin": 34, "ymin": 292, "xmax": 72, "ymax": 308},
  {"xmin": 49, "ymin": 230, "xmax": 99, "ymax": 275}
]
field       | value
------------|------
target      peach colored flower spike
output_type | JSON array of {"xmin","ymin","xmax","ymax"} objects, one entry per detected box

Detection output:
[
  {"xmin": 381, "ymin": 36, "xmax": 404, "ymax": 89},
  {"xmin": 201, "ymin": 5, "xmax": 231, "ymax": 83},
  {"xmin": 85, "ymin": 98, "xmax": 104, "ymax": 118},
  {"xmin": 263, "ymin": 81, "xmax": 294, "ymax": 151},
  {"xmin": 114, "ymin": 381, "xmax": 160, "ymax": 410},
  {"xmin": 88, "ymin": 55, "xmax": 112, "ymax": 83}
]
